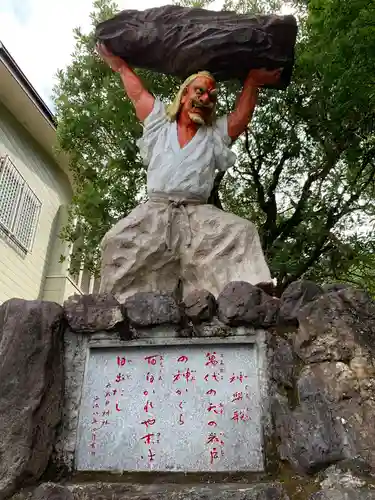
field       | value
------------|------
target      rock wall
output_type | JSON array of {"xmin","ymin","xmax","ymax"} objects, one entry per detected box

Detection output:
[
  {"xmin": 0, "ymin": 299, "xmax": 64, "ymax": 500},
  {"xmin": 1, "ymin": 281, "xmax": 375, "ymax": 500},
  {"xmin": 271, "ymin": 287, "xmax": 375, "ymax": 474}
]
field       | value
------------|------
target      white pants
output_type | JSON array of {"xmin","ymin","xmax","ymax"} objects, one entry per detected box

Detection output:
[{"xmin": 99, "ymin": 196, "xmax": 272, "ymax": 303}]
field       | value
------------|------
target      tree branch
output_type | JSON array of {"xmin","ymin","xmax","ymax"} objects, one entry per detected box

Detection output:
[
  {"xmin": 285, "ymin": 238, "xmax": 331, "ymax": 286},
  {"xmin": 284, "ymin": 205, "xmax": 338, "ymax": 285},
  {"xmin": 275, "ymin": 149, "xmax": 341, "ymax": 243},
  {"xmin": 244, "ymin": 128, "xmax": 267, "ymax": 212},
  {"xmin": 337, "ymin": 156, "xmax": 375, "ymax": 218},
  {"xmin": 260, "ymin": 151, "xmax": 294, "ymax": 248},
  {"xmin": 267, "ymin": 151, "xmax": 291, "ymax": 199}
]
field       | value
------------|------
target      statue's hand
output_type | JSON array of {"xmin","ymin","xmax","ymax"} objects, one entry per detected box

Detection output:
[
  {"xmin": 96, "ymin": 43, "xmax": 127, "ymax": 72},
  {"xmin": 246, "ymin": 68, "xmax": 282, "ymax": 87}
]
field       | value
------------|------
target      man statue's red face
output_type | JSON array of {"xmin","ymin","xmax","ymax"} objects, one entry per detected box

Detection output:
[{"xmin": 179, "ymin": 76, "xmax": 217, "ymax": 126}]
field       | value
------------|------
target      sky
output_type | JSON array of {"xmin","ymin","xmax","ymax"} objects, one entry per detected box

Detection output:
[{"xmin": 0, "ymin": 0, "xmax": 223, "ymax": 111}]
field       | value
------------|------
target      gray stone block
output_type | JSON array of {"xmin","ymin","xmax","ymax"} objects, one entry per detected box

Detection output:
[
  {"xmin": 183, "ymin": 289, "xmax": 217, "ymax": 323},
  {"xmin": 124, "ymin": 292, "xmax": 180, "ymax": 327},
  {"xmin": 279, "ymin": 280, "xmax": 323, "ymax": 326},
  {"xmin": 217, "ymin": 281, "xmax": 265, "ymax": 326}
]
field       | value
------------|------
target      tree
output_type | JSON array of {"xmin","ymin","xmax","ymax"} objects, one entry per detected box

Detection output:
[
  {"xmin": 54, "ymin": 0, "xmax": 375, "ymax": 292},
  {"xmin": 220, "ymin": 0, "xmax": 375, "ymax": 290},
  {"xmin": 54, "ymin": 0, "xmax": 180, "ymax": 273}
]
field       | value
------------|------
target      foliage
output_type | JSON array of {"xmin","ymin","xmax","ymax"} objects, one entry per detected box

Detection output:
[
  {"xmin": 220, "ymin": 0, "xmax": 375, "ymax": 290},
  {"xmin": 54, "ymin": 0, "xmax": 375, "ymax": 292}
]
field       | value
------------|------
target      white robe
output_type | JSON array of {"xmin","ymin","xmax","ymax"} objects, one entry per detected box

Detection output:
[
  {"xmin": 99, "ymin": 99, "xmax": 272, "ymax": 302},
  {"xmin": 137, "ymin": 99, "xmax": 237, "ymax": 201}
]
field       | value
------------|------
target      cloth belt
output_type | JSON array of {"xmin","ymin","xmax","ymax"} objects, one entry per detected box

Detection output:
[{"xmin": 149, "ymin": 192, "xmax": 206, "ymax": 250}]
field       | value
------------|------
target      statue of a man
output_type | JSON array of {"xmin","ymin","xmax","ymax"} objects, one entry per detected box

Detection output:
[{"xmin": 97, "ymin": 43, "xmax": 281, "ymax": 302}]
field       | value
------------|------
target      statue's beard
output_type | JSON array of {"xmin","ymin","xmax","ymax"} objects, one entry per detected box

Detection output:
[{"xmin": 188, "ymin": 112, "xmax": 206, "ymax": 125}]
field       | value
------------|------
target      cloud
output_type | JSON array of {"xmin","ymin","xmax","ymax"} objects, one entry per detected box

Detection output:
[{"xmin": 0, "ymin": 0, "xmax": 32, "ymax": 24}]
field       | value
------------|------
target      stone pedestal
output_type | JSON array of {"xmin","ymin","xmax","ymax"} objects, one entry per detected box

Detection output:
[{"xmin": 3, "ymin": 283, "xmax": 375, "ymax": 500}]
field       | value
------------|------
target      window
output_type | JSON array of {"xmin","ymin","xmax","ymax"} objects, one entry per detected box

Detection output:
[{"xmin": 0, "ymin": 155, "xmax": 41, "ymax": 252}]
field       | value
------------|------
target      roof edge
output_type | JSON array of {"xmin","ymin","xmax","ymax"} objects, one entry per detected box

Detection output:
[{"xmin": 0, "ymin": 41, "xmax": 57, "ymax": 128}]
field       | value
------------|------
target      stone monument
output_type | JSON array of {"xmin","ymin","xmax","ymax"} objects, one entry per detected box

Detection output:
[
  {"xmin": 81, "ymin": 51, "xmax": 277, "ymax": 474},
  {"xmin": 2, "ymin": 24, "xmax": 375, "ymax": 500},
  {"xmin": 97, "ymin": 43, "xmax": 281, "ymax": 303},
  {"xmin": 76, "ymin": 337, "xmax": 265, "ymax": 472}
]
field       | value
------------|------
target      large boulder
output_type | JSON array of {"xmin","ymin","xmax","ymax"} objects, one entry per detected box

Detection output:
[
  {"xmin": 295, "ymin": 287, "xmax": 375, "ymax": 363},
  {"xmin": 217, "ymin": 281, "xmax": 279, "ymax": 327},
  {"xmin": 0, "ymin": 299, "xmax": 64, "ymax": 500},
  {"xmin": 183, "ymin": 289, "xmax": 216, "ymax": 323},
  {"xmin": 63, "ymin": 293, "xmax": 129, "ymax": 336},
  {"xmin": 272, "ymin": 393, "xmax": 345, "ymax": 474},
  {"xmin": 272, "ymin": 287, "xmax": 375, "ymax": 473},
  {"xmin": 269, "ymin": 336, "xmax": 295, "ymax": 389}
]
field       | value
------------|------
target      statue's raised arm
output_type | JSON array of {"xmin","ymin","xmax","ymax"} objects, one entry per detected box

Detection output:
[
  {"xmin": 227, "ymin": 68, "xmax": 281, "ymax": 141},
  {"xmin": 97, "ymin": 43, "xmax": 154, "ymax": 122}
]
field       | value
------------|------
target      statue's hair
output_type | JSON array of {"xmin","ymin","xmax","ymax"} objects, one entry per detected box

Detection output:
[{"xmin": 166, "ymin": 71, "xmax": 216, "ymax": 122}]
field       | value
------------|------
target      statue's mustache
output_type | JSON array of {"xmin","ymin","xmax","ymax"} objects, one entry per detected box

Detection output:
[{"xmin": 191, "ymin": 99, "xmax": 215, "ymax": 110}]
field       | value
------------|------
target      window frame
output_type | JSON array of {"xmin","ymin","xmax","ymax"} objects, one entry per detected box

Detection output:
[{"xmin": 0, "ymin": 154, "xmax": 41, "ymax": 253}]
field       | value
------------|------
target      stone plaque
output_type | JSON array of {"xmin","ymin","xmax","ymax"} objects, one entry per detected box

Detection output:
[{"xmin": 76, "ymin": 342, "xmax": 264, "ymax": 472}]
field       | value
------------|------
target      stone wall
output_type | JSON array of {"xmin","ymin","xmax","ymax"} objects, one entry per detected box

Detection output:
[
  {"xmin": 1, "ymin": 281, "xmax": 375, "ymax": 500},
  {"xmin": 55, "ymin": 289, "xmax": 270, "ymax": 474},
  {"xmin": 52, "ymin": 331, "xmax": 88, "ymax": 476}
]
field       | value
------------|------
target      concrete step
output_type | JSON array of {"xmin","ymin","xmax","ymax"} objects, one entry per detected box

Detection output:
[{"xmin": 18, "ymin": 481, "xmax": 290, "ymax": 500}]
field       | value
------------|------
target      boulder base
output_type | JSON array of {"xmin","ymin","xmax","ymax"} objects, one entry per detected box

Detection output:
[{"xmin": 0, "ymin": 299, "xmax": 64, "ymax": 500}]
